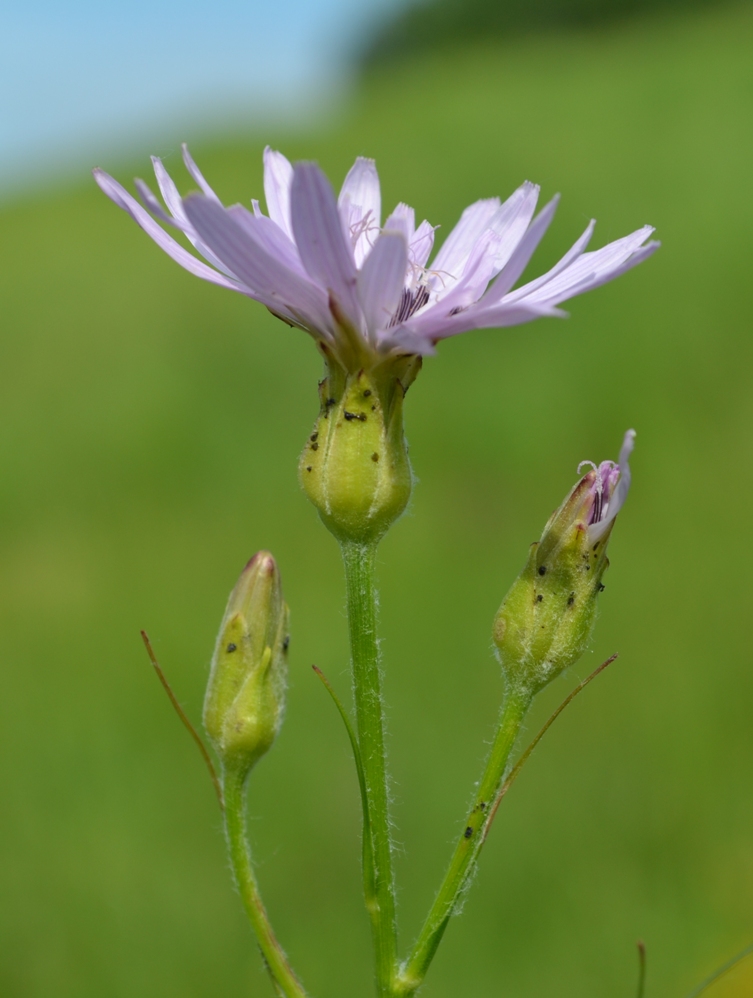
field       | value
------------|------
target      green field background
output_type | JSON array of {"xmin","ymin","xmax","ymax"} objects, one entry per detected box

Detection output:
[{"xmin": 1, "ymin": 3, "xmax": 752, "ymax": 995}]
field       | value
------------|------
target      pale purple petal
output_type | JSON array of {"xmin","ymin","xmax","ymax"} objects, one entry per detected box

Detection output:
[
  {"xmin": 228, "ymin": 204, "xmax": 306, "ymax": 276},
  {"xmin": 388, "ymin": 301, "xmax": 562, "ymax": 348},
  {"xmin": 431, "ymin": 197, "xmax": 501, "ymax": 283},
  {"xmin": 135, "ymin": 178, "xmax": 175, "ymax": 225},
  {"xmin": 183, "ymin": 194, "xmax": 332, "ymax": 331},
  {"xmin": 290, "ymin": 163, "xmax": 363, "ymax": 330},
  {"xmin": 263, "ymin": 147, "xmax": 294, "ymax": 238},
  {"xmin": 486, "ymin": 181, "xmax": 540, "ymax": 272},
  {"xmin": 136, "ymin": 174, "xmax": 239, "ymax": 279},
  {"xmin": 588, "ymin": 429, "xmax": 636, "ymax": 543},
  {"xmin": 383, "ymin": 202, "xmax": 415, "ymax": 243},
  {"xmin": 151, "ymin": 156, "xmax": 186, "ymax": 222},
  {"xmin": 339, "ymin": 158, "xmax": 381, "ymax": 228},
  {"xmin": 182, "ymin": 143, "xmax": 221, "ymax": 201},
  {"xmin": 538, "ymin": 241, "xmax": 660, "ymax": 305},
  {"xmin": 357, "ymin": 231, "xmax": 409, "ymax": 338},
  {"xmin": 93, "ymin": 169, "xmax": 248, "ymax": 293},
  {"xmin": 519, "ymin": 226, "xmax": 656, "ymax": 306},
  {"xmin": 419, "ymin": 229, "xmax": 501, "ymax": 319},
  {"xmin": 339, "ymin": 158, "xmax": 381, "ymax": 268},
  {"xmin": 480, "ymin": 195, "xmax": 560, "ymax": 305},
  {"xmin": 503, "ymin": 219, "xmax": 596, "ymax": 304},
  {"xmin": 410, "ymin": 220, "xmax": 436, "ymax": 272}
]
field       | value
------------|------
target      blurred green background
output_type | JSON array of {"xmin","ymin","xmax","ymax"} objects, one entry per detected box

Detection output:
[{"xmin": 2, "ymin": 2, "xmax": 753, "ymax": 996}]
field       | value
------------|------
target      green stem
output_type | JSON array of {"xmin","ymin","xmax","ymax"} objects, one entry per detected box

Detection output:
[
  {"xmin": 398, "ymin": 684, "xmax": 531, "ymax": 995},
  {"xmin": 223, "ymin": 766, "xmax": 308, "ymax": 998},
  {"xmin": 341, "ymin": 540, "xmax": 398, "ymax": 997}
]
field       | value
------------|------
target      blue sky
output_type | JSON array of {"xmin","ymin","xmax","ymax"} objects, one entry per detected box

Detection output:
[{"xmin": 1, "ymin": 0, "xmax": 404, "ymax": 192}]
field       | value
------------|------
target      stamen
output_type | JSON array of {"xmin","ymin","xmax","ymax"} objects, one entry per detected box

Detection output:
[
  {"xmin": 577, "ymin": 460, "xmax": 604, "ymax": 523},
  {"xmin": 389, "ymin": 285, "xmax": 431, "ymax": 327}
]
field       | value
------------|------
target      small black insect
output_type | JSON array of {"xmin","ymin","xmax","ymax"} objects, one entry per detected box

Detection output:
[
  {"xmin": 567, "ymin": 593, "xmax": 575, "ymax": 606},
  {"xmin": 226, "ymin": 642, "xmax": 237, "ymax": 653},
  {"xmin": 283, "ymin": 636, "xmax": 290, "ymax": 651},
  {"xmin": 363, "ymin": 389, "xmax": 372, "ymax": 397},
  {"xmin": 371, "ymin": 452, "xmax": 379, "ymax": 462},
  {"xmin": 536, "ymin": 594, "xmax": 543, "ymax": 603},
  {"xmin": 598, "ymin": 582, "xmax": 605, "ymax": 592},
  {"xmin": 305, "ymin": 465, "xmax": 312, "ymax": 472},
  {"xmin": 310, "ymin": 432, "xmax": 318, "ymax": 442},
  {"xmin": 344, "ymin": 411, "xmax": 357, "ymax": 421},
  {"xmin": 464, "ymin": 826, "xmax": 473, "ymax": 839},
  {"xmin": 538, "ymin": 565, "xmax": 547, "ymax": 576},
  {"xmin": 311, "ymin": 441, "xmax": 319, "ymax": 451}
]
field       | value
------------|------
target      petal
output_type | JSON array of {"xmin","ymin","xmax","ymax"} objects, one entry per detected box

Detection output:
[
  {"xmin": 357, "ymin": 230, "xmax": 408, "ymax": 337},
  {"xmin": 182, "ymin": 194, "xmax": 332, "ymax": 331},
  {"xmin": 486, "ymin": 181, "xmax": 540, "ymax": 273},
  {"xmin": 339, "ymin": 157, "xmax": 381, "ymax": 228},
  {"xmin": 339, "ymin": 157, "xmax": 382, "ymax": 268},
  {"xmin": 409, "ymin": 220, "xmax": 436, "ymax": 272},
  {"xmin": 93, "ymin": 169, "xmax": 247, "ymax": 293},
  {"xmin": 588, "ymin": 429, "xmax": 636, "ymax": 543},
  {"xmin": 503, "ymin": 218, "xmax": 596, "ymax": 304},
  {"xmin": 389, "ymin": 300, "xmax": 561, "ymax": 346},
  {"xmin": 290, "ymin": 162, "xmax": 363, "ymax": 330},
  {"xmin": 520, "ymin": 226, "xmax": 656, "ymax": 306},
  {"xmin": 383, "ymin": 202, "xmax": 415, "ymax": 242},
  {"xmin": 151, "ymin": 156, "xmax": 187, "ymax": 222},
  {"xmin": 263, "ymin": 146, "xmax": 294, "ymax": 238},
  {"xmin": 408, "ymin": 228, "xmax": 502, "ymax": 330},
  {"xmin": 228, "ymin": 203, "xmax": 308, "ymax": 278},
  {"xmin": 181, "ymin": 143, "xmax": 221, "ymax": 201},
  {"xmin": 480, "ymin": 195, "xmax": 559, "ymax": 305},
  {"xmin": 136, "ymin": 174, "xmax": 238, "ymax": 279},
  {"xmin": 431, "ymin": 197, "xmax": 500, "ymax": 282}
]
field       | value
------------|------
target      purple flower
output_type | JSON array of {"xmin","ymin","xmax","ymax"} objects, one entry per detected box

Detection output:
[
  {"xmin": 577, "ymin": 428, "xmax": 635, "ymax": 543},
  {"xmin": 94, "ymin": 146, "xmax": 658, "ymax": 367}
]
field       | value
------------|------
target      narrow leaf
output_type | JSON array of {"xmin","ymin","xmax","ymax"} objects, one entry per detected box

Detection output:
[
  {"xmin": 312, "ymin": 665, "xmax": 374, "ymax": 883},
  {"xmin": 483, "ymin": 653, "xmax": 618, "ymax": 840},
  {"xmin": 141, "ymin": 630, "xmax": 224, "ymax": 811}
]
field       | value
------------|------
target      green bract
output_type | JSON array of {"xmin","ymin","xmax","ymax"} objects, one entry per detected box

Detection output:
[
  {"xmin": 299, "ymin": 347, "xmax": 421, "ymax": 544},
  {"xmin": 204, "ymin": 552, "xmax": 289, "ymax": 778}
]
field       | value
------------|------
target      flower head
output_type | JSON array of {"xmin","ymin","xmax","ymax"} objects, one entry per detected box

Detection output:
[
  {"xmin": 94, "ymin": 146, "xmax": 658, "ymax": 371},
  {"xmin": 493, "ymin": 430, "xmax": 635, "ymax": 693}
]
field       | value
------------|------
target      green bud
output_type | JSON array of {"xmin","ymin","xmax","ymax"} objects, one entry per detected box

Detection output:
[
  {"xmin": 203, "ymin": 552, "xmax": 289, "ymax": 778},
  {"xmin": 299, "ymin": 347, "xmax": 421, "ymax": 544},
  {"xmin": 493, "ymin": 431, "xmax": 635, "ymax": 694}
]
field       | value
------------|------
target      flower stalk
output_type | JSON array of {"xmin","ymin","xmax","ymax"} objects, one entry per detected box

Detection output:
[
  {"xmin": 397, "ymin": 683, "xmax": 531, "ymax": 995},
  {"xmin": 341, "ymin": 539, "xmax": 399, "ymax": 997},
  {"xmin": 222, "ymin": 764, "xmax": 308, "ymax": 998}
]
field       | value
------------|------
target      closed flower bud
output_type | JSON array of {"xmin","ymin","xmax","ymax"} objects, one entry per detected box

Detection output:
[
  {"xmin": 299, "ymin": 348, "xmax": 420, "ymax": 544},
  {"xmin": 203, "ymin": 552, "xmax": 289, "ymax": 779},
  {"xmin": 493, "ymin": 430, "xmax": 635, "ymax": 694}
]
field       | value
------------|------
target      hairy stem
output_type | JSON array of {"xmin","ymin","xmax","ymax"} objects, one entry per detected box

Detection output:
[
  {"xmin": 398, "ymin": 684, "xmax": 531, "ymax": 995},
  {"xmin": 341, "ymin": 540, "xmax": 398, "ymax": 997},
  {"xmin": 223, "ymin": 766, "xmax": 308, "ymax": 998}
]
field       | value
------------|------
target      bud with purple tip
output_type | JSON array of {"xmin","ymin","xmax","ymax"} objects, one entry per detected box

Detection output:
[
  {"xmin": 493, "ymin": 431, "xmax": 635, "ymax": 694},
  {"xmin": 204, "ymin": 552, "xmax": 289, "ymax": 779}
]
